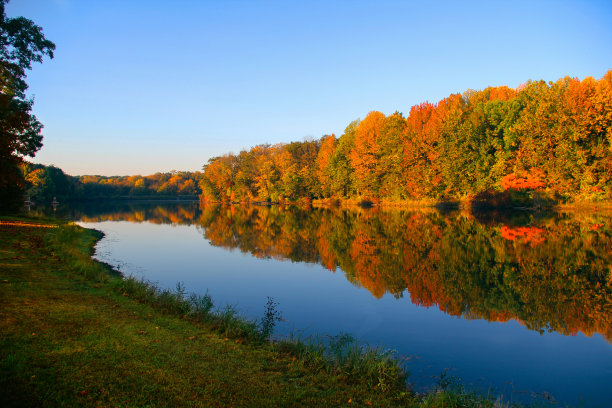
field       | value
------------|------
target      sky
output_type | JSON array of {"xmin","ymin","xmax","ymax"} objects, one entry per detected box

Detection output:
[{"xmin": 7, "ymin": 0, "xmax": 612, "ymax": 176}]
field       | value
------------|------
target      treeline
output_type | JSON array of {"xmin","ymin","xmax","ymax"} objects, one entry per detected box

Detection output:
[
  {"xmin": 21, "ymin": 162, "xmax": 204, "ymax": 203},
  {"xmin": 200, "ymin": 71, "xmax": 612, "ymax": 205}
]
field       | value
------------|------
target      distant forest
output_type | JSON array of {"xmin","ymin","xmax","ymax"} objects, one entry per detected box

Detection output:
[
  {"xmin": 200, "ymin": 71, "xmax": 612, "ymax": 206},
  {"xmin": 21, "ymin": 163, "xmax": 204, "ymax": 202},
  {"xmin": 21, "ymin": 71, "xmax": 612, "ymax": 207}
]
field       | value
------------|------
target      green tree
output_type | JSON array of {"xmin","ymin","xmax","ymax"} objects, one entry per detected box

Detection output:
[
  {"xmin": 315, "ymin": 134, "xmax": 337, "ymax": 197},
  {"xmin": 377, "ymin": 112, "xmax": 406, "ymax": 200},
  {"xmin": 0, "ymin": 0, "xmax": 54, "ymax": 210},
  {"xmin": 23, "ymin": 163, "xmax": 73, "ymax": 202},
  {"xmin": 328, "ymin": 120, "xmax": 358, "ymax": 198}
]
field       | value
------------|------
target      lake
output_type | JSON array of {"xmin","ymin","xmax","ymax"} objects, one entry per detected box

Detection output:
[{"xmin": 46, "ymin": 200, "xmax": 612, "ymax": 406}]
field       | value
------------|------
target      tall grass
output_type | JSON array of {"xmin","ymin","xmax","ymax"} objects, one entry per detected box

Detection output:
[
  {"xmin": 113, "ymin": 276, "xmax": 272, "ymax": 342},
  {"xmin": 275, "ymin": 332, "xmax": 407, "ymax": 392},
  {"xmin": 44, "ymin": 224, "xmax": 111, "ymax": 282}
]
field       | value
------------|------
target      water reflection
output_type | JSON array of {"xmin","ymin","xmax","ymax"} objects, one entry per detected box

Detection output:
[
  {"xmin": 196, "ymin": 204, "xmax": 612, "ymax": 343},
  {"xmin": 68, "ymin": 200, "xmax": 199, "ymax": 225},
  {"xmin": 63, "ymin": 201, "xmax": 612, "ymax": 343}
]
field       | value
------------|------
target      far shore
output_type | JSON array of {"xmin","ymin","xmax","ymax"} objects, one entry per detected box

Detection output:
[{"xmin": 197, "ymin": 196, "xmax": 612, "ymax": 212}]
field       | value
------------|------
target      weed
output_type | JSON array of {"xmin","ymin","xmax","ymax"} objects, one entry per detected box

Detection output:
[
  {"xmin": 273, "ymin": 331, "xmax": 407, "ymax": 393},
  {"xmin": 259, "ymin": 296, "xmax": 282, "ymax": 340},
  {"xmin": 188, "ymin": 291, "xmax": 213, "ymax": 319}
]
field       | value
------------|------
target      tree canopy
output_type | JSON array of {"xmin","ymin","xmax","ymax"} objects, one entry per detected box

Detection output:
[
  {"xmin": 20, "ymin": 164, "xmax": 205, "ymax": 203},
  {"xmin": 0, "ymin": 0, "xmax": 54, "ymax": 210}
]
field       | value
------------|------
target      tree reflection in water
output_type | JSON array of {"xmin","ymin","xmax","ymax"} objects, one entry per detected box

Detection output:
[
  {"xmin": 68, "ymin": 201, "xmax": 612, "ymax": 343},
  {"xmin": 196, "ymin": 203, "xmax": 612, "ymax": 343}
]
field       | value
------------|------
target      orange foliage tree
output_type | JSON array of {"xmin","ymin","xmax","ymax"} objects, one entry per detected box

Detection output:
[
  {"xmin": 500, "ymin": 169, "xmax": 546, "ymax": 191},
  {"xmin": 349, "ymin": 111, "xmax": 385, "ymax": 197},
  {"xmin": 315, "ymin": 134, "xmax": 337, "ymax": 197}
]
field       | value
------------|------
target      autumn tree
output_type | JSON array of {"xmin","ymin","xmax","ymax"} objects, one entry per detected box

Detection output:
[
  {"xmin": 283, "ymin": 139, "xmax": 320, "ymax": 200},
  {"xmin": 559, "ymin": 74, "xmax": 612, "ymax": 198},
  {"xmin": 271, "ymin": 146, "xmax": 298, "ymax": 201},
  {"xmin": 201, "ymin": 154, "xmax": 239, "ymax": 201},
  {"xmin": 510, "ymin": 79, "xmax": 567, "ymax": 193},
  {"xmin": 404, "ymin": 95, "xmax": 463, "ymax": 198},
  {"xmin": 315, "ymin": 134, "xmax": 337, "ymax": 197},
  {"xmin": 349, "ymin": 111, "xmax": 385, "ymax": 197},
  {"xmin": 434, "ymin": 87, "xmax": 526, "ymax": 198},
  {"xmin": 196, "ymin": 71, "xmax": 611, "ymax": 205},
  {"xmin": 252, "ymin": 145, "xmax": 279, "ymax": 201},
  {"xmin": 21, "ymin": 162, "xmax": 74, "ymax": 202},
  {"xmin": 403, "ymin": 102, "xmax": 438, "ymax": 198}
]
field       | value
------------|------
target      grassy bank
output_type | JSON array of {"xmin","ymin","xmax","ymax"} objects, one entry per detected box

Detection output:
[{"xmin": 1, "ymin": 216, "xmax": 510, "ymax": 407}]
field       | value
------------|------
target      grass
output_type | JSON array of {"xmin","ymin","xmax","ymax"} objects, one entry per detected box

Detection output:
[{"xmin": 0, "ymin": 215, "xmax": 524, "ymax": 407}]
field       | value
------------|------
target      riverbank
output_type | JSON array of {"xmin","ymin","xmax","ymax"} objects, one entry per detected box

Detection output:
[
  {"xmin": 205, "ymin": 196, "xmax": 612, "ymax": 212},
  {"xmin": 0, "ymin": 216, "xmax": 514, "ymax": 407}
]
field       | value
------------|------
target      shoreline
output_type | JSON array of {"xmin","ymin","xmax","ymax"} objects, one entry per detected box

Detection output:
[
  {"xmin": 1, "ymin": 215, "xmax": 517, "ymax": 407},
  {"xmin": 200, "ymin": 196, "xmax": 612, "ymax": 212}
]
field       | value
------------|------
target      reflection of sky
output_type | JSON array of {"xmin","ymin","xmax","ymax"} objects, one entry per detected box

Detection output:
[{"xmin": 79, "ymin": 220, "xmax": 612, "ymax": 407}]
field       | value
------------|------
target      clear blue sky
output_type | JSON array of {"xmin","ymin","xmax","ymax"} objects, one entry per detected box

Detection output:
[{"xmin": 7, "ymin": 0, "xmax": 612, "ymax": 176}]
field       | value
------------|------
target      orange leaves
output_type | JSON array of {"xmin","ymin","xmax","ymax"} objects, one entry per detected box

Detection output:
[
  {"xmin": 315, "ymin": 134, "xmax": 337, "ymax": 194},
  {"xmin": 204, "ymin": 156, "xmax": 236, "ymax": 200},
  {"xmin": 500, "ymin": 169, "xmax": 546, "ymax": 191},
  {"xmin": 193, "ymin": 70, "xmax": 611, "ymax": 204},
  {"xmin": 349, "ymin": 229, "xmax": 385, "ymax": 299},
  {"xmin": 350, "ymin": 111, "xmax": 385, "ymax": 195},
  {"xmin": 499, "ymin": 225, "xmax": 545, "ymax": 246},
  {"xmin": 316, "ymin": 221, "xmax": 338, "ymax": 272},
  {"xmin": 402, "ymin": 95, "xmax": 462, "ymax": 197},
  {"xmin": 488, "ymin": 85, "xmax": 516, "ymax": 102}
]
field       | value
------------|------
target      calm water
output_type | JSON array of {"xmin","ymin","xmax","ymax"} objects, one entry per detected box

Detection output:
[{"xmin": 49, "ymin": 201, "xmax": 611, "ymax": 406}]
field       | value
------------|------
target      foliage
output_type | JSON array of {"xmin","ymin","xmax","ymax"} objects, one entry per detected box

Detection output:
[
  {"xmin": 259, "ymin": 296, "xmax": 282, "ymax": 340},
  {"xmin": 18, "ymin": 71, "xmax": 611, "ymax": 208},
  {"xmin": 21, "ymin": 162, "xmax": 73, "ymax": 203},
  {"xmin": 0, "ymin": 0, "xmax": 54, "ymax": 210},
  {"xmin": 199, "ymin": 72, "xmax": 612, "ymax": 206},
  {"xmin": 20, "ymin": 163, "xmax": 205, "ymax": 202}
]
